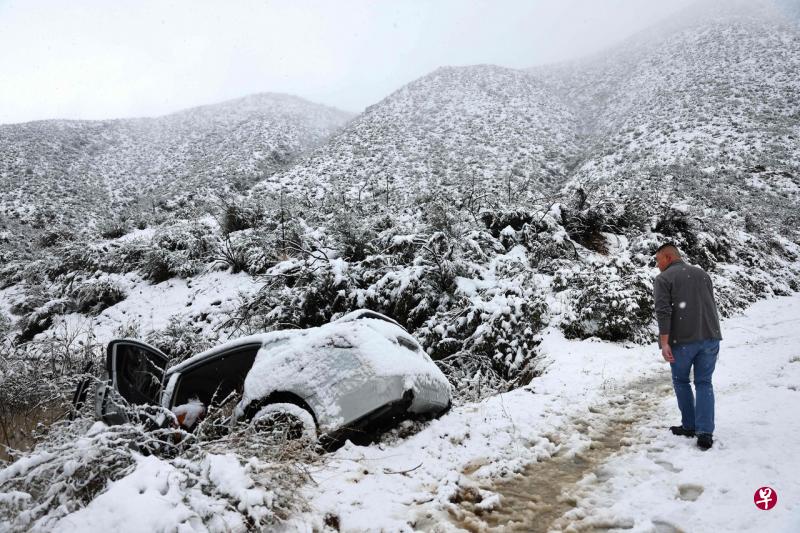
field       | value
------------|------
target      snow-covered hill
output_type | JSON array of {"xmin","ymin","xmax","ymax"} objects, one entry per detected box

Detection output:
[
  {"xmin": 255, "ymin": 65, "xmax": 579, "ymax": 211},
  {"xmin": 0, "ymin": 93, "xmax": 352, "ymax": 236},
  {"xmin": 533, "ymin": 0, "xmax": 800, "ymax": 202}
]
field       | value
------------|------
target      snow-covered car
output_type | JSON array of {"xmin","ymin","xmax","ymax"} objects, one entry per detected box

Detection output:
[{"xmin": 88, "ymin": 310, "xmax": 451, "ymax": 442}]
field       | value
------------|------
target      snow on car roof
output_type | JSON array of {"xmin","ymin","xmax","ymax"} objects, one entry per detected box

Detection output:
[
  {"xmin": 166, "ymin": 329, "xmax": 300, "ymax": 374},
  {"xmin": 334, "ymin": 309, "xmax": 404, "ymax": 328},
  {"xmin": 166, "ymin": 310, "xmax": 405, "ymax": 375}
]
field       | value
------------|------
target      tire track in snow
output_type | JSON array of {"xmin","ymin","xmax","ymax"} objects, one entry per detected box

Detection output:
[{"xmin": 444, "ymin": 374, "xmax": 673, "ymax": 532}]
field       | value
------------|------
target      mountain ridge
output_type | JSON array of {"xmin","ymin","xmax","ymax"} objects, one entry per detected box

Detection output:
[
  {"xmin": 0, "ymin": 92, "xmax": 353, "ymax": 243},
  {"xmin": 253, "ymin": 64, "xmax": 579, "ymax": 214}
]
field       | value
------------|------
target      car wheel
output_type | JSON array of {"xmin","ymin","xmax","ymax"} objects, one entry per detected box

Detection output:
[{"xmin": 251, "ymin": 402, "xmax": 317, "ymax": 441}]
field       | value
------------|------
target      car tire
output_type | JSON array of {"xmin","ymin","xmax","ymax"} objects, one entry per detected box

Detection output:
[{"xmin": 252, "ymin": 402, "xmax": 317, "ymax": 441}]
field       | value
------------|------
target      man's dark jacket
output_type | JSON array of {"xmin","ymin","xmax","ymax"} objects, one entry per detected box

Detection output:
[{"xmin": 653, "ymin": 260, "xmax": 722, "ymax": 346}]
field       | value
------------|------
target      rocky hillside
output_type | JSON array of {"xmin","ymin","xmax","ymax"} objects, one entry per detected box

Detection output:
[
  {"xmin": 255, "ymin": 65, "xmax": 579, "ymax": 213},
  {"xmin": 0, "ymin": 93, "xmax": 352, "ymax": 245}
]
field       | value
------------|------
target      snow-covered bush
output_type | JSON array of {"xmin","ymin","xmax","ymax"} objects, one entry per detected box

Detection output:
[
  {"xmin": 0, "ymin": 397, "xmax": 314, "ymax": 532},
  {"xmin": 0, "ymin": 312, "xmax": 10, "ymax": 339},
  {"xmin": 67, "ymin": 279, "xmax": 126, "ymax": 315},
  {"xmin": 146, "ymin": 316, "xmax": 217, "ymax": 364},
  {"xmin": 36, "ymin": 227, "xmax": 76, "ymax": 249},
  {"xmin": 105, "ymin": 238, "xmax": 149, "ymax": 273},
  {"xmin": 519, "ymin": 208, "xmax": 579, "ymax": 272},
  {"xmin": 330, "ymin": 208, "xmax": 378, "ymax": 262},
  {"xmin": 212, "ymin": 235, "xmax": 251, "ymax": 274},
  {"xmin": 554, "ymin": 257, "xmax": 655, "ymax": 343},
  {"xmin": 420, "ymin": 194, "xmax": 466, "ymax": 239},
  {"xmin": 42, "ymin": 243, "xmax": 103, "ymax": 281},
  {"xmin": 14, "ymin": 298, "xmax": 72, "ymax": 344},
  {"xmin": 96, "ymin": 218, "xmax": 129, "ymax": 239},
  {"xmin": 139, "ymin": 221, "xmax": 217, "ymax": 282},
  {"xmin": 652, "ymin": 205, "xmax": 733, "ymax": 271},
  {"xmin": 0, "ymin": 322, "xmax": 102, "ymax": 461},
  {"xmin": 0, "ymin": 357, "xmax": 68, "ymax": 457},
  {"xmin": 0, "ymin": 260, "xmax": 23, "ymax": 289},
  {"xmin": 356, "ymin": 232, "xmax": 471, "ymax": 331},
  {"xmin": 214, "ymin": 195, "xmax": 266, "ymax": 235},
  {"xmin": 559, "ymin": 193, "xmax": 641, "ymax": 254},
  {"xmin": 422, "ymin": 276, "xmax": 547, "ymax": 401},
  {"xmin": 235, "ymin": 254, "xmax": 356, "ymax": 334}
]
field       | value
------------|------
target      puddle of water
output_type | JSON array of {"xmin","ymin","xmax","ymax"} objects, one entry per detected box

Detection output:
[{"xmin": 446, "ymin": 376, "xmax": 671, "ymax": 533}]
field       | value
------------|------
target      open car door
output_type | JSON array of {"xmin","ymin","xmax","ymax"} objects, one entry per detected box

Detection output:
[{"xmin": 98, "ymin": 339, "xmax": 169, "ymax": 424}]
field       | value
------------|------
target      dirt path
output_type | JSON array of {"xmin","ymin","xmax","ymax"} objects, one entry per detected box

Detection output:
[{"xmin": 445, "ymin": 374, "xmax": 674, "ymax": 532}]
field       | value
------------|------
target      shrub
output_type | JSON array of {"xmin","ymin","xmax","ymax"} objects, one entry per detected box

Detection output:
[
  {"xmin": 354, "ymin": 233, "xmax": 472, "ymax": 332},
  {"xmin": 97, "ymin": 219, "xmax": 130, "ymax": 239},
  {"xmin": 211, "ymin": 236, "xmax": 251, "ymax": 274},
  {"xmin": 43, "ymin": 244, "xmax": 103, "ymax": 280},
  {"xmin": 36, "ymin": 228, "xmax": 76, "ymax": 249},
  {"xmin": 107, "ymin": 239, "xmax": 149, "ymax": 274},
  {"xmin": 0, "ymin": 321, "xmax": 103, "ymax": 460},
  {"xmin": 422, "ymin": 276, "xmax": 548, "ymax": 400},
  {"xmin": 68, "ymin": 280, "xmax": 127, "ymax": 315},
  {"xmin": 560, "ymin": 199, "xmax": 621, "ymax": 255},
  {"xmin": 330, "ymin": 209, "xmax": 376, "ymax": 262},
  {"xmin": 0, "ymin": 312, "xmax": 10, "ymax": 339},
  {"xmin": 554, "ymin": 257, "xmax": 655, "ymax": 343},
  {"xmin": 519, "ymin": 209, "xmax": 579, "ymax": 272},
  {"xmin": 215, "ymin": 197, "xmax": 266, "ymax": 235},
  {"xmin": 139, "ymin": 248, "xmax": 176, "ymax": 283},
  {"xmin": 0, "ymin": 260, "xmax": 25, "ymax": 289},
  {"xmin": 479, "ymin": 209, "xmax": 537, "ymax": 238},
  {"xmin": 235, "ymin": 253, "xmax": 356, "ymax": 334},
  {"xmin": 15, "ymin": 298, "xmax": 73, "ymax": 344},
  {"xmin": 145, "ymin": 316, "xmax": 217, "ymax": 364},
  {"xmin": 420, "ymin": 195, "xmax": 464, "ymax": 238},
  {"xmin": 138, "ymin": 221, "xmax": 217, "ymax": 282},
  {"xmin": 0, "ymin": 405, "xmax": 311, "ymax": 532},
  {"xmin": 652, "ymin": 205, "xmax": 732, "ymax": 271}
]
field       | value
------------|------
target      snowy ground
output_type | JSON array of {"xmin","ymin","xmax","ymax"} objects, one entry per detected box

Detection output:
[
  {"xmin": 45, "ymin": 293, "xmax": 800, "ymax": 532},
  {"xmin": 26, "ymin": 270, "xmax": 261, "ymax": 348}
]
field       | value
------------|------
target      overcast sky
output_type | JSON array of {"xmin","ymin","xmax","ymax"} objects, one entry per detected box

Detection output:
[{"xmin": 0, "ymin": 0, "xmax": 697, "ymax": 125}]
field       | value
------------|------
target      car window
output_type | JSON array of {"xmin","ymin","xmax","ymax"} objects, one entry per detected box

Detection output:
[
  {"xmin": 115, "ymin": 343, "xmax": 167, "ymax": 405},
  {"xmin": 172, "ymin": 344, "xmax": 260, "ymax": 408}
]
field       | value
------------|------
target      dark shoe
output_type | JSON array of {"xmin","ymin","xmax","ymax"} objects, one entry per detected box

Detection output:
[
  {"xmin": 670, "ymin": 426, "xmax": 695, "ymax": 437},
  {"xmin": 697, "ymin": 433, "xmax": 713, "ymax": 450}
]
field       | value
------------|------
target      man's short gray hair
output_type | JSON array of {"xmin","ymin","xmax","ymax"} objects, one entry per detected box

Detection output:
[{"xmin": 655, "ymin": 243, "xmax": 682, "ymax": 257}]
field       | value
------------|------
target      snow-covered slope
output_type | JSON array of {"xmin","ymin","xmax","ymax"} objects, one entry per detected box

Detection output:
[
  {"xmin": 39, "ymin": 294, "xmax": 800, "ymax": 533},
  {"xmin": 0, "ymin": 93, "xmax": 352, "ymax": 231},
  {"xmin": 533, "ymin": 0, "xmax": 800, "ymax": 201},
  {"xmin": 255, "ymin": 65, "xmax": 579, "ymax": 209}
]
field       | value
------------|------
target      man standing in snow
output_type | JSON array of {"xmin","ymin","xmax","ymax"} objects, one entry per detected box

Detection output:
[{"xmin": 653, "ymin": 243, "xmax": 722, "ymax": 451}]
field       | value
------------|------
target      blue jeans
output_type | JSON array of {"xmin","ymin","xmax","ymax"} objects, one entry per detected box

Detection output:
[{"xmin": 670, "ymin": 339, "xmax": 720, "ymax": 435}]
